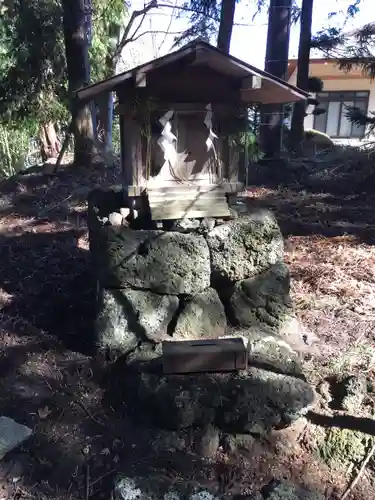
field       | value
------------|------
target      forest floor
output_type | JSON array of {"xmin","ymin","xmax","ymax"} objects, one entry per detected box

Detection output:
[{"xmin": 0, "ymin": 155, "xmax": 375, "ymax": 500}]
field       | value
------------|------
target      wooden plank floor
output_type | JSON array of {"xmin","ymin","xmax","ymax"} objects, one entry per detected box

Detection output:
[{"xmin": 148, "ymin": 185, "xmax": 231, "ymax": 220}]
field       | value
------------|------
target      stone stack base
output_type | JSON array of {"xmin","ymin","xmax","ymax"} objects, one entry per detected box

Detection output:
[{"xmin": 88, "ymin": 188, "xmax": 316, "ymax": 433}]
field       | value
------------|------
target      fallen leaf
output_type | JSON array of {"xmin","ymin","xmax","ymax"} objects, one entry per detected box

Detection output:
[
  {"xmin": 37, "ymin": 406, "xmax": 51, "ymax": 419},
  {"xmin": 82, "ymin": 445, "xmax": 91, "ymax": 455}
]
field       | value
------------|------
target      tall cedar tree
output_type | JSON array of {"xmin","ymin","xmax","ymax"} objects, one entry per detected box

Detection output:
[
  {"xmin": 217, "ymin": 0, "xmax": 237, "ymax": 52},
  {"xmin": 260, "ymin": 0, "xmax": 293, "ymax": 157},
  {"xmin": 62, "ymin": 0, "xmax": 95, "ymax": 165},
  {"xmin": 290, "ymin": 0, "xmax": 314, "ymax": 153}
]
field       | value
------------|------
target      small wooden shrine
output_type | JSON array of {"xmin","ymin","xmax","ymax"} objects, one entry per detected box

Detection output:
[{"xmin": 76, "ymin": 40, "xmax": 308, "ymax": 220}]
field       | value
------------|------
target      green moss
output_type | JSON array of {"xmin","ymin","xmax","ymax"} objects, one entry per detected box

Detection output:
[
  {"xmin": 304, "ymin": 128, "xmax": 334, "ymax": 145},
  {"xmin": 317, "ymin": 427, "xmax": 373, "ymax": 469}
]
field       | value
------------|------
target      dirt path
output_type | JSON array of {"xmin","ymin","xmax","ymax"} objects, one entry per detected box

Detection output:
[{"xmin": 0, "ymin": 167, "xmax": 374, "ymax": 499}]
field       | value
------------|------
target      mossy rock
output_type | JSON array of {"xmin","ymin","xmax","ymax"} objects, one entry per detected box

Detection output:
[
  {"xmin": 303, "ymin": 129, "xmax": 335, "ymax": 152},
  {"xmin": 243, "ymin": 326, "xmax": 304, "ymax": 376},
  {"xmin": 262, "ymin": 480, "xmax": 324, "ymax": 500},
  {"xmin": 229, "ymin": 263, "xmax": 293, "ymax": 330},
  {"xmin": 173, "ymin": 288, "xmax": 227, "ymax": 340},
  {"xmin": 206, "ymin": 208, "xmax": 284, "ymax": 286},
  {"xmin": 317, "ymin": 426, "xmax": 373, "ymax": 470},
  {"xmin": 339, "ymin": 374, "xmax": 368, "ymax": 413},
  {"xmin": 115, "ymin": 352, "xmax": 316, "ymax": 433},
  {"xmin": 92, "ymin": 226, "xmax": 211, "ymax": 295},
  {"xmin": 114, "ymin": 475, "xmax": 220, "ymax": 500},
  {"xmin": 95, "ymin": 286, "xmax": 180, "ymax": 356}
]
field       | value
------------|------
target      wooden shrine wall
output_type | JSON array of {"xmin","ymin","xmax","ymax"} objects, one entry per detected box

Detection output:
[{"xmin": 148, "ymin": 111, "xmax": 240, "ymax": 184}]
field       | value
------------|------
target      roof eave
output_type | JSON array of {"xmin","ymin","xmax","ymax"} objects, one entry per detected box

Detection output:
[
  {"xmin": 75, "ymin": 43, "xmax": 198, "ymax": 102},
  {"xmin": 76, "ymin": 41, "xmax": 308, "ymax": 104}
]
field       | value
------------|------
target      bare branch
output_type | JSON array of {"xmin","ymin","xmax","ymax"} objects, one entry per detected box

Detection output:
[
  {"xmin": 156, "ymin": 0, "xmax": 178, "ymax": 56},
  {"xmin": 113, "ymin": 0, "xmax": 158, "ymax": 63},
  {"xmin": 129, "ymin": 8, "xmax": 154, "ymax": 43},
  {"xmin": 157, "ymin": 3, "xmax": 251, "ymax": 26},
  {"xmin": 129, "ymin": 29, "xmax": 184, "ymax": 44},
  {"xmin": 111, "ymin": 0, "xmax": 260, "ymax": 68}
]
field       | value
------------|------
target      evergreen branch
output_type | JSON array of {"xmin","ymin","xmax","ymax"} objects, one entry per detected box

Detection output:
[
  {"xmin": 310, "ymin": 28, "xmax": 345, "ymax": 53},
  {"xmin": 172, "ymin": 19, "xmax": 216, "ymax": 47},
  {"xmin": 345, "ymin": 105, "xmax": 375, "ymax": 135},
  {"xmin": 93, "ymin": 0, "xmax": 124, "ymax": 24},
  {"xmin": 344, "ymin": 21, "xmax": 375, "ymax": 40}
]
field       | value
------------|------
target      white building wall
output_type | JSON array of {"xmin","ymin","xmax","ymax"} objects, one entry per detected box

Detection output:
[
  {"xmin": 288, "ymin": 68, "xmax": 297, "ymax": 86},
  {"xmin": 288, "ymin": 68, "xmax": 375, "ymax": 146},
  {"xmin": 318, "ymin": 78, "xmax": 375, "ymax": 146}
]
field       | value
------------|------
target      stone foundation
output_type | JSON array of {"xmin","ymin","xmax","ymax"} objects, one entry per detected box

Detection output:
[
  {"xmin": 88, "ymin": 188, "xmax": 316, "ymax": 433},
  {"xmin": 113, "ymin": 476, "xmax": 324, "ymax": 500}
]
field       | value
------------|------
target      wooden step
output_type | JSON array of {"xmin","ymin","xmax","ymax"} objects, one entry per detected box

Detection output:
[
  {"xmin": 150, "ymin": 193, "xmax": 227, "ymax": 203},
  {"xmin": 151, "ymin": 206, "xmax": 230, "ymax": 221},
  {"xmin": 148, "ymin": 187, "xmax": 231, "ymax": 220},
  {"xmin": 148, "ymin": 184, "xmax": 227, "ymax": 192}
]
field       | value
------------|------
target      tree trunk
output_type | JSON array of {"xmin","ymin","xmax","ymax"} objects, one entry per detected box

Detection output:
[
  {"xmin": 290, "ymin": 0, "xmax": 314, "ymax": 154},
  {"xmin": 62, "ymin": 0, "xmax": 95, "ymax": 166},
  {"xmin": 217, "ymin": 0, "xmax": 237, "ymax": 53},
  {"xmin": 40, "ymin": 122, "xmax": 61, "ymax": 161},
  {"xmin": 95, "ymin": 51, "xmax": 118, "ymax": 151},
  {"xmin": 260, "ymin": 0, "xmax": 293, "ymax": 158},
  {"xmin": 216, "ymin": 0, "xmax": 237, "ymax": 178},
  {"xmin": 96, "ymin": 92, "xmax": 114, "ymax": 151}
]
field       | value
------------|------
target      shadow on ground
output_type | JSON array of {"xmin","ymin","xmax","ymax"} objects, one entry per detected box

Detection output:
[
  {"xmin": 0, "ymin": 227, "xmax": 340, "ymax": 499},
  {"xmin": 0, "ymin": 161, "xmax": 121, "ymax": 223},
  {"xmin": 0, "ymin": 228, "xmax": 96, "ymax": 354},
  {"xmin": 0, "ymin": 338, "xmax": 168, "ymax": 500},
  {"xmin": 242, "ymin": 190, "xmax": 375, "ymax": 244},
  {"xmin": 0, "ymin": 164, "xmax": 373, "ymax": 499},
  {"xmin": 0, "ymin": 332, "xmax": 336, "ymax": 500},
  {"xmin": 308, "ymin": 411, "xmax": 375, "ymax": 436}
]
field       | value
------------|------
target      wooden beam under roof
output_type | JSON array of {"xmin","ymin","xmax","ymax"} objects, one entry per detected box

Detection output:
[{"xmin": 75, "ymin": 40, "xmax": 309, "ymax": 105}]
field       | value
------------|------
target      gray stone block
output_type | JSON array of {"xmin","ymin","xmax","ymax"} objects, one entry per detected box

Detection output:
[
  {"xmin": 206, "ymin": 209, "xmax": 284, "ymax": 285},
  {"xmin": 123, "ymin": 289, "xmax": 179, "ymax": 342},
  {"xmin": 173, "ymin": 288, "xmax": 227, "ymax": 340},
  {"xmin": 244, "ymin": 326, "xmax": 303, "ymax": 376},
  {"xmin": 0, "ymin": 417, "xmax": 32, "ymax": 459},
  {"xmin": 94, "ymin": 228, "xmax": 211, "ymax": 295},
  {"xmin": 120, "ymin": 354, "xmax": 316, "ymax": 433},
  {"xmin": 96, "ymin": 287, "xmax": 179, "ymax": 354},
  {"xmin": 96, "ymin": 288, "xmax": 139, "ymax": 355},
  {"xmin": 229, "ymin": 263, "xmax": 293, "ymax": 329}
]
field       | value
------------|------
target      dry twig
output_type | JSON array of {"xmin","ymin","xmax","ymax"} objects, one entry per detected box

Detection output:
[
  {"xmin": 73, "ymin": 399, "xmax": 106, "ymax": 427},
  {"xmin": 89, "ymin": 468, "xmax": 117, "ymax": 489},
  {"xmin": 341, "ymin": 440, "xmax": 375, "ymax": 500},
  {"xmin": 85, "ymin": 464, "xmax": 90, "ymax": 500}
]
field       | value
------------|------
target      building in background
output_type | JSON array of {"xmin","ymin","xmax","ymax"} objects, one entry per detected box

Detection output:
[{"xmin": 287, "ymin": 58, "xmax": 375, "ymax": 146}]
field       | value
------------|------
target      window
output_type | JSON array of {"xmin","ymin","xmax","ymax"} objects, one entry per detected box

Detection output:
[{"xmin": 313, "ymin": 91, "xmax": 369, "ymax": 138}]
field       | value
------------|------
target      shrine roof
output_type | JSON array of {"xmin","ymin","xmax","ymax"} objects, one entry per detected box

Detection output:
[{"xmin": 76, "ymin": 40, "xmax": 309, "ymax": 105}]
